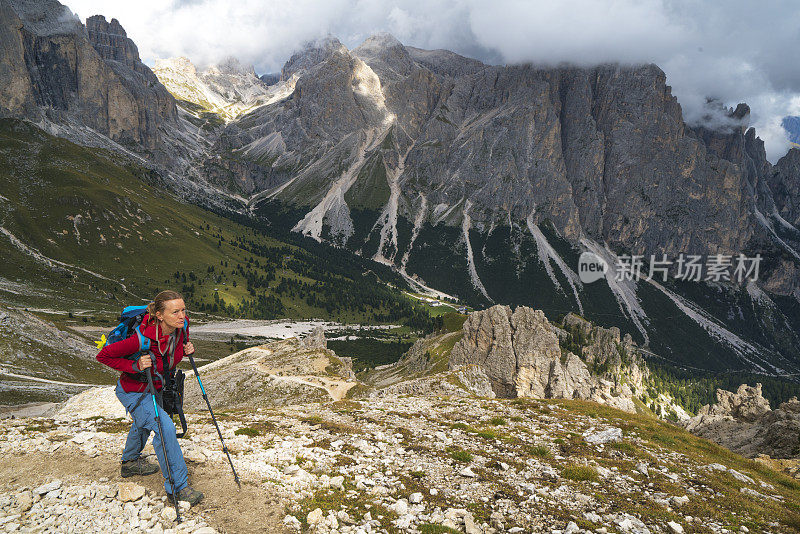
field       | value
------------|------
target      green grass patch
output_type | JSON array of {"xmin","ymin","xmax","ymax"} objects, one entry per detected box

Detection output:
[
  {"xmin": 301, "ymin": 415, "xmax": 358, "ymax": 434},
  {"xmin": 475, "ymin": 429, "xmax": 502, "ymax": 440},
  {"xmin": 528, "ymin": 445, "xmax": 552, "ymax": 458},
  {"xmin": 95, "ymin": 418, "xmax": 130, "ymax": 434},
  {"xmin": 418, "ymin": 525, "xmax": 461, "ymax": 534},
  {"xmin": 298, "ymin": 487, "xmax": 397, "ymax": 531},
  {"xmin": 607, "ymin": 441, "xmax": 636, "ymax": 453},
  {"xmin": 562, "ymin": 464, "xmax": 599, "ymax": 482},
  {"xmin": 449, "ymin": 449, "xmax": 473, "ymax": 463}
]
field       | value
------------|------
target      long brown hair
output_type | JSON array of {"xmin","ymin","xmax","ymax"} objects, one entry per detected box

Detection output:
[{"xmin": 146, "ymin": 290, "xmax": 183, "ymax": 324}]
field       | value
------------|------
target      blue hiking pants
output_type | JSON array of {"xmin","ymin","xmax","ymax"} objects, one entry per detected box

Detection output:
[{"xmin": 115, "ymin": 380, "xmax": 188, "ymax": 494}]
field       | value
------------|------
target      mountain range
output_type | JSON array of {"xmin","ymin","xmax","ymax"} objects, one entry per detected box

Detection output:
[{"xmin": 1, "ymin": 0, "xmax": 800, "ymax": 377}]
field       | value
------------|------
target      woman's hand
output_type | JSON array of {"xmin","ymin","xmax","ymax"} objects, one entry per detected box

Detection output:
[
  {"xmin": 137, "ymin": 354, "xmax": 152, "ymax": 371},
  {"xmin": 184, "ymin": 342, "xmax": 195, "ymax": 356}
]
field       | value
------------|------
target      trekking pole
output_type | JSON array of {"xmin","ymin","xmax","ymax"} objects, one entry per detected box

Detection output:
[
  {"xmin": 146, "ymin": 371, "xmax": 182, "ymax": 523},
  {"xmin": 186, "ymin": 352, "xmax": 241, "ymax": 488}
]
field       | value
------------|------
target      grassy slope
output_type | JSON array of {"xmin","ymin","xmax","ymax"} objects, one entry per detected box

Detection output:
[
  {"xmin": 0, "ymin": 118, "xmax": 430, "ymax": 325},
  {"xmin": 519, "ymin": 397, "xmax": 800, "ymax": 531},
  {"xmin": 0, "ymin": 118, "xmax": 446, "ymax": 403}
]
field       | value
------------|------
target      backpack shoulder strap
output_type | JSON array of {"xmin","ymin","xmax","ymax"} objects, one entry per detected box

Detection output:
[{"xmin": 135, "ymin": 329, "xmax": 150, "ymax": 353}]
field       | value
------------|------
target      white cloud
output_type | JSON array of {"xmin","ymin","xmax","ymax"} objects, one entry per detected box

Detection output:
[{"xmin": 65, "ymin": 0, "xmax": 800, "ymax": 162}]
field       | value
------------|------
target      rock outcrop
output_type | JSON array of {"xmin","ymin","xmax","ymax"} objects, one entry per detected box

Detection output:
[
  {"xmin": 448, "ymin": 305, "xmax": 645, "ymax": 412},
  {"xmin": 684, "ymin": 384, "xmax": 800, "ymax": 458},
  {"xmin": 299, "ymin": 325, "xmax": 327, "ymax": 350}
]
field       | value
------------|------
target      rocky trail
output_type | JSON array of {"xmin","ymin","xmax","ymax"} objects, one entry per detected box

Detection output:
[
  {"xmin": 2, "ymin": 312, "xmax": 800, "ymax": 533},
  {"xmin": 0, "ymin": 450, "xmax": 285, "ymax": 534},
  {"xmin": 2, "ymin": 389, "xmax": 800, "ymax": 533}
]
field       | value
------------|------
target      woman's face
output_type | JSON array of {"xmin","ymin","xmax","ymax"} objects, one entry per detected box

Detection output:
[{"xmin": 157, "ymin": 298, "xmax": 186, "ymax": 330}]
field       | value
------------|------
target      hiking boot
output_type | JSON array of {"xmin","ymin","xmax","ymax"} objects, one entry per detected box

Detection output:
[
  {"xmin": 167, "ymin": 486, "xmax": 204, "ymax": 506},
  {"xmin": 121, "ymin": 457, "xmax": 159, "ymax": 478}
]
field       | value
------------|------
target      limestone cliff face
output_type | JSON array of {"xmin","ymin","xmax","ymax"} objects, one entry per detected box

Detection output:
[
  {"xmin": 448, "ymin": 305, "xmax": 645, "ymax": 412},
  {"xmin": 685, "ymin": 384, "xmax": 800, "ymax": 459},
  {"xmin": 770, "ymin": 148, "xmax": 800, "ymax": 227},
  {"xmin": 243, "ymin": 35, "xmax": 780, "ymax": 264},
  {"xmin": 85, "ymin": 16, "xmax": 146, "ymax": 76},
  {"xmin": 0, "ymin": 0, "xmax": 177, "ymax": 149}
]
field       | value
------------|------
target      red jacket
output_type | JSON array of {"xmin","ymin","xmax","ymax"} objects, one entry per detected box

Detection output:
[{"xmin": 96, "ymin": 314, "xmax": 189, "ymax": 393}]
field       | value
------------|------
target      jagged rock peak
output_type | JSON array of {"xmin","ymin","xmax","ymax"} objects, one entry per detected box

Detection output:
[
  {"xmin": 684, "ymin": 383, "xmax": 800, "ymax": 458},
  {"xmin": 697, "ymin": 383, "xmax": 771, "ymax": 422},
  {"xmin": 355, "ymin": 32, "xmax": 406, "ymax": 53},
  {"xmin": 691, "ymin": 98, "xmax": 751, "ymax": 133},
  {"xmin": 1, "ymin": 0, "xmax": 176, "ymax": 149},
  {"xmin": 85, "ymin": 15, "xmax": 126, "ymax": 37},
  {"xmin": 7, "ymin": 0, "xmax": 82, "ymax": 36},
  {"xmin": 85, "ymin": 15, "xmax": 143, "ymax": 67},
  {"xmin": 280, "ymin": 35, "xmax": 349, "ymax": 81},
  {"xmin": 769, "ymin": 147, "xmax": 800, "ymax": 226}
]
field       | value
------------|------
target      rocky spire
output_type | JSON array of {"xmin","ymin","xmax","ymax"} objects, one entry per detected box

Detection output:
[{"xmin": 85, "ymin": 15, "xmax": 155, "ymax": 81}]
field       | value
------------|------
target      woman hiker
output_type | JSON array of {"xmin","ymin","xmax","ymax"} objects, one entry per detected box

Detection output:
[{"xmin": 96, "ymin": 290, "xmax": 203, "ymax": 506}]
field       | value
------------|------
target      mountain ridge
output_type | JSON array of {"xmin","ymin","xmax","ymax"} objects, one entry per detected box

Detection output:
[{"xmin": 2, "ymin": 0, "xmax": 800, "ymax": 377}]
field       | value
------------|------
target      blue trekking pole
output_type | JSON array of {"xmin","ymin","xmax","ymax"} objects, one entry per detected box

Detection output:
[
  {"xmin": 146, "ymin": 371, "xmax": 182, "ymax": 522},
  {"xmin": 186, "ymin": 352, "xmax": 241, "ymax": 488}
]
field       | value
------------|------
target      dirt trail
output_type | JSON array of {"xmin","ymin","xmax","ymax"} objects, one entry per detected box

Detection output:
[
  {"xmin": 255, "ymin": 353, "xmax": 357, "ymax": 401},
  {"xmin": 0, "ymin": 450, "xmax": 288, "ymax": 534},
  {"xmin": 268, "ymin": 374, "xmax": 356, "ymax": 401}
]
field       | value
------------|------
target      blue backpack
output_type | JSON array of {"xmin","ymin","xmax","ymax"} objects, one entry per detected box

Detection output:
[{"xmin": 98, "ymin": 305, "xmax": 151, "ymax": 371}]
